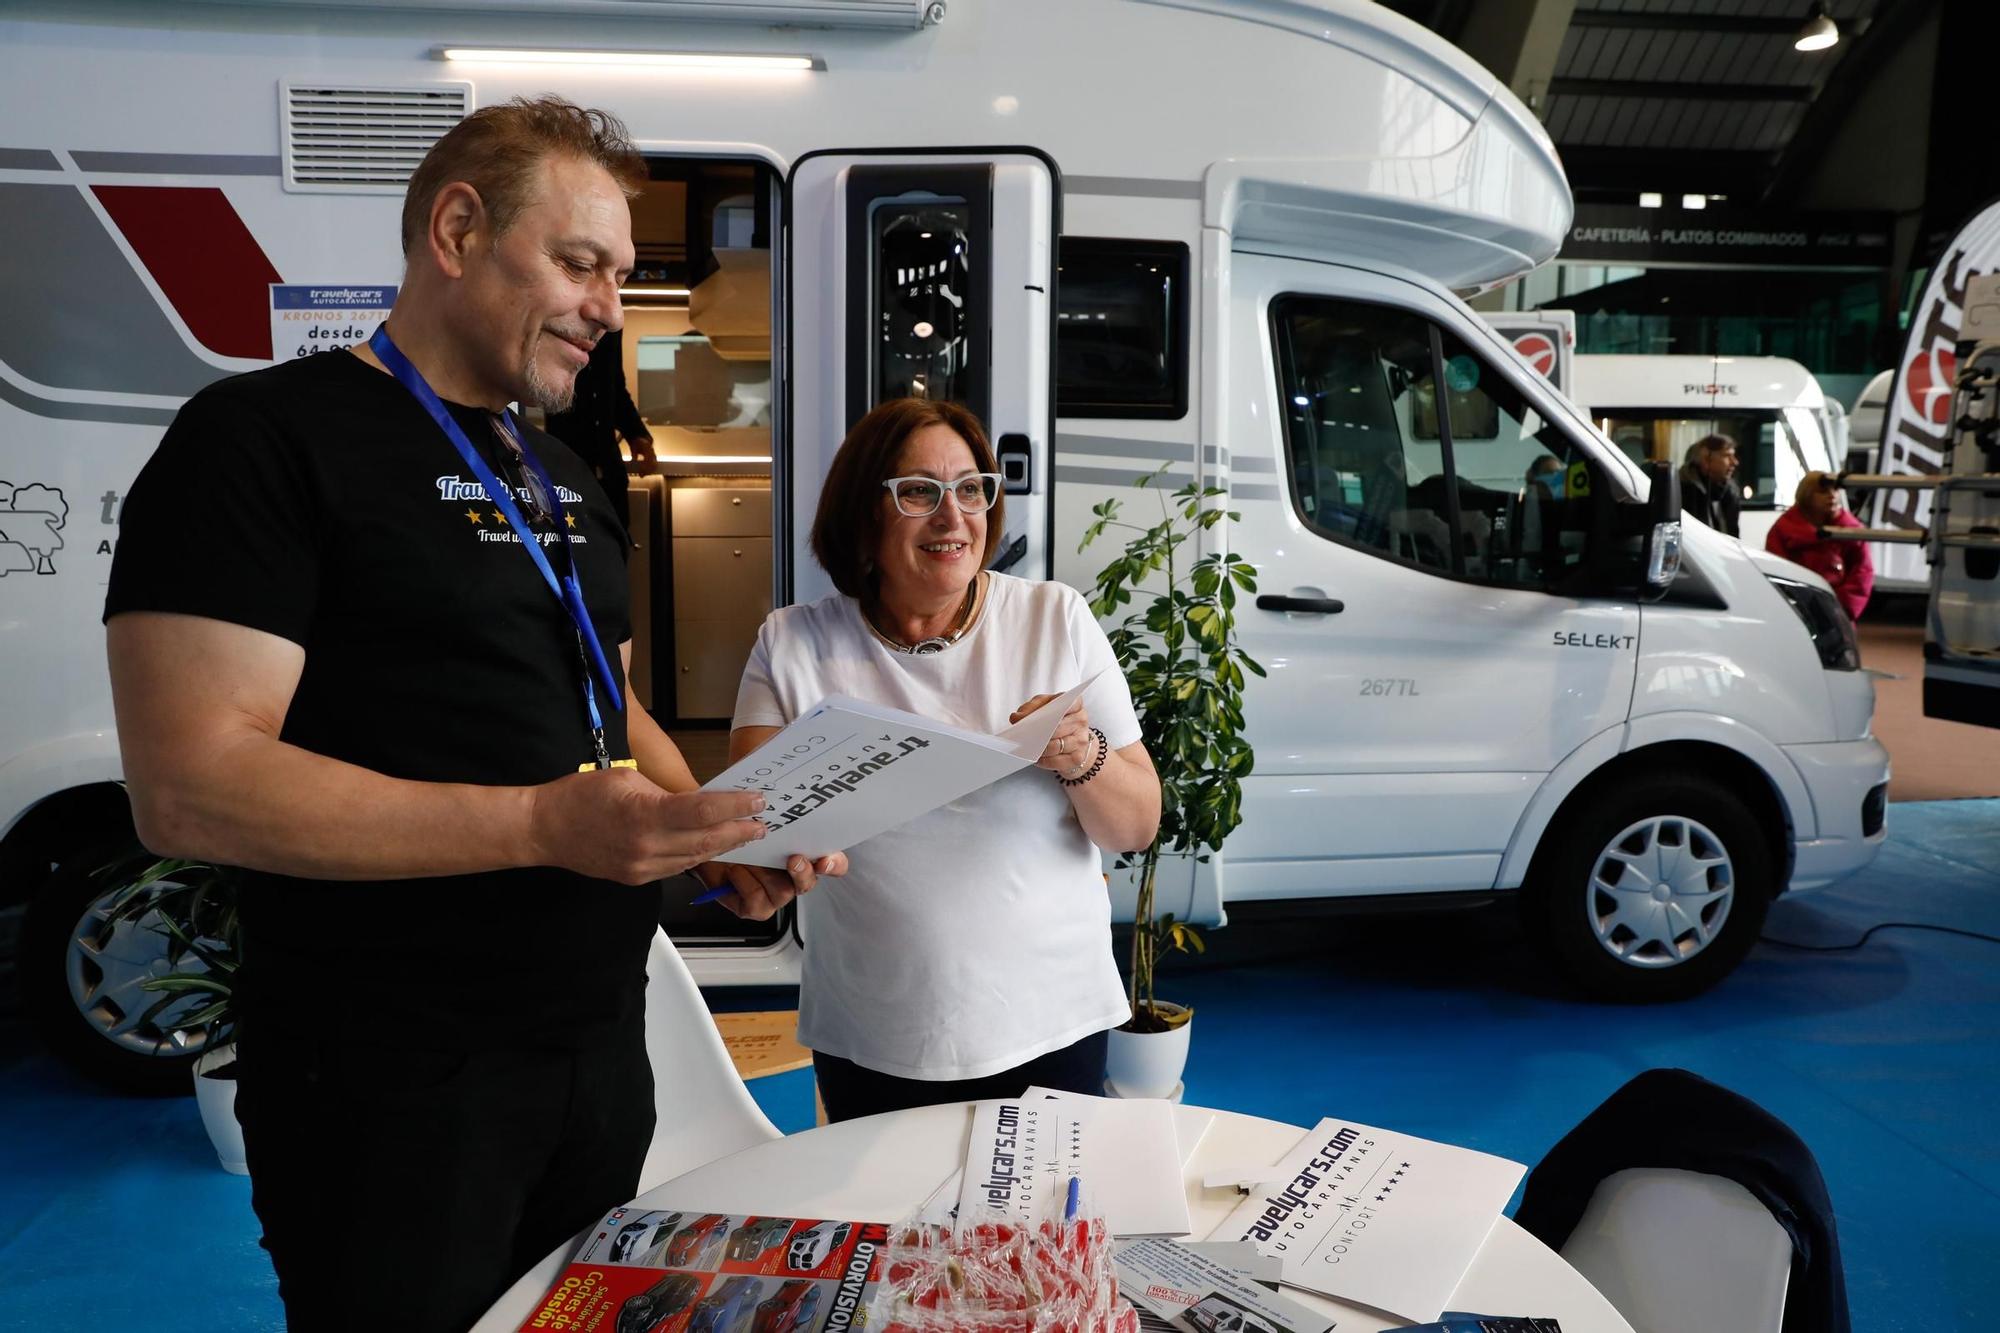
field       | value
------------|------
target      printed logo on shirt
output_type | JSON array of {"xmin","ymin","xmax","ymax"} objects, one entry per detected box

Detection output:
[
  {"xmin": 0, "ymin": 479, "xmax": 66, "ymax": 576},
  {"xmin": 434, "ymin": 473, "xmax": 591, "ymax": 548}
]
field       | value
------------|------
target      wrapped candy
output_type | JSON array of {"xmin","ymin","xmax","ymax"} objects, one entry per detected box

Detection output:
[{"xmin": 870, "ymin": 1184, "xmax": 1139, "ymax": 1333}]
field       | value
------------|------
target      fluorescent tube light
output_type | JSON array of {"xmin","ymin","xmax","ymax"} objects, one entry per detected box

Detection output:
[
  {"xmin": 438, "ymin": 47, "xmax": 819, "ymax": 71},
  {"xmin": 1681, "ymin": 194, "xmax": 1707, "ymax": 210},
  {"xmin": 1639, "ymin": 192, "xmax": 1663, "ymax": 209},
  {"xmin": 620, "ymin": 286, "xmax": 693, "ymax": 299}
]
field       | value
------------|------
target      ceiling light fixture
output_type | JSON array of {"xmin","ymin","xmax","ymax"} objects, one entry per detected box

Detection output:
[
  {"xmin": 1681, "ymin": 193, "xmax": 1708, "ymax": 210},
  {"xmin": 1794, "ymin": 6, "xmax": 1839, "ymax": 53},
  {"xmin": 437, "ymin": 47, "xmax": 820, "ymax": 72},
  {"xmin": 620, "ymin": 286, "xmax": 694, "ymax": 299},
  {"xmin": 1639, "ymin": 191, "xmax": 1664, "ymax": 209}
]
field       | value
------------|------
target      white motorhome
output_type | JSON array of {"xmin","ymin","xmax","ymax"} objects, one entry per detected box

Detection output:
[
  {"xmin": 1, "ymin": 0, "xmax": 1889, "ymax": 1088},
  {"xmin": 1571, "ymin": 353, "xmax": 1844, "ymax": 551}
]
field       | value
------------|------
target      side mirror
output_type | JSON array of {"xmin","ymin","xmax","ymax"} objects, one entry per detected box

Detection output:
[{"xmin": 1637, "ymin": 459, "xmax": 1682, "ymax": 600}]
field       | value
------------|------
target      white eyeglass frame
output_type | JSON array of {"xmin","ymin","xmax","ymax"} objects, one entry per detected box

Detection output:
[{"xmin": 881, "ymin": 472, "xmax": 1004, "ymax": 517}]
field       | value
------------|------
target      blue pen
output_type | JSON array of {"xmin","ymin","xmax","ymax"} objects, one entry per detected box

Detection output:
[
  {"xmin": 1064, "ymin": 1175, "xmax": 1080, "ymax": 1222},
  {"xmin": 690, "ymin": 883, "xmax": 731, "ymax": 906}
]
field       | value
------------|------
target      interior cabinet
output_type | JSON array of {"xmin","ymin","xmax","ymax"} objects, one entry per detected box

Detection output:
[{"xmin": 667, "ymin": 485, "xmax": 772, "ymax": 721}]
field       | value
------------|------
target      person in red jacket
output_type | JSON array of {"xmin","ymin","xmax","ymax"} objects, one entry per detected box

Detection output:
[{"xmin": 1767, "ymin": 470, "xmax": 1874, "ymax": 620}]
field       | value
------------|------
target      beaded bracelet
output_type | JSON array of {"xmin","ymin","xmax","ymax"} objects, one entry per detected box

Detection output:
[{"xmin": 1057, "ymin": 726, "xmax": 1109, "ymax": 787}]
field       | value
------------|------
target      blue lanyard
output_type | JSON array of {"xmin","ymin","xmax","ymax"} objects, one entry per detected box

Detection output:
[{"xmin": 368, "ymin": 326, "xmax": 624, "ymax": 768}]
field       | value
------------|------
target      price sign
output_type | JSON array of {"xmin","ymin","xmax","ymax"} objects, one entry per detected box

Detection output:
[{"xmin": 269, "ymin": 284, "xmax": 396, "ymax": 362}]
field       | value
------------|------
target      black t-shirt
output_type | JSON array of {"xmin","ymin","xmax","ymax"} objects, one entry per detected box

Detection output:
[{"xmin": 104, "ymin": 350, "xmax": 657, "ymax": 1050}]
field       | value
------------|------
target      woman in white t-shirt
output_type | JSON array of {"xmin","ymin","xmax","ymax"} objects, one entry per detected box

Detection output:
[{"xmin": 725, "ymin": 398, "xmax": 1162, "ymax": 1121}]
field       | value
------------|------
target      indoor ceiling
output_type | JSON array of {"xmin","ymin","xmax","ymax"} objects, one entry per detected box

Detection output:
[{"xmin": 1378, "ymin": 0, "xmax": 1931, "ymax": 206}]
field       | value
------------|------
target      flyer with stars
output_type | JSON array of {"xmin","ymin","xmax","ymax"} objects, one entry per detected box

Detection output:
[{"xmin": 1210, "ymin": 1118, "xmax": 1525, "ymax": 1324}]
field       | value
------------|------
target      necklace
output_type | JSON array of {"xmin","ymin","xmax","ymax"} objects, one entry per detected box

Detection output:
[{"xmin": 866, "ymin": 576, "xmax": 982, "ymax": 655}]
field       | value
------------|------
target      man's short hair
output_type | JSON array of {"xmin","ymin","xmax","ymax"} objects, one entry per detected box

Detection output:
[
  {"xmin": 400, "ymin": 96, "xmax": 646, "ymax": 256},
  {"xmin": 810, "ymin": 398, "xmax": 1005, "ymax": 599}
]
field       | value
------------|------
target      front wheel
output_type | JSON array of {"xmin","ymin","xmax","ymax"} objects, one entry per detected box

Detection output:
[
  {"xmin": 1524, "ymin": 771, "xmax": 1774, "ymax": 1002},
  {"xmin": 22, "ymin": 850, "xmax": 217, "ymax": 1093}
]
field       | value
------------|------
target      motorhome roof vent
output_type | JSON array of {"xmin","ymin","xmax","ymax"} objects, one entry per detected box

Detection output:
[{"xmin": 281, "ymin": 82, "xmax": 472, "ymax": 194}]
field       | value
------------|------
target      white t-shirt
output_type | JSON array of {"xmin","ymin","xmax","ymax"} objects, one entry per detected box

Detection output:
[{"xmin": 732, "ymin": 573, "xmax": 1142, "ymax": 1081}]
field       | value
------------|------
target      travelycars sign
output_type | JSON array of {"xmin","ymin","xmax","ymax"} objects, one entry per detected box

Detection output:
[
  {"xmin": 1871, "ymin": 197, "xmax": 2000, "ymax": 585},
  {"xmin": 1562, "ymin": 205, "xmax": 1891, "ymax": 268}
]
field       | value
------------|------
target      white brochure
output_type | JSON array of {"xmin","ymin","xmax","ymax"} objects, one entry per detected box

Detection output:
[
  {"xmin": 702, "ymin": 679, "xmax": 1091, "ymax": 869},
  {"xmin": 1210, "ymin": 1118, "xmax": 1525, "ymax": 1325},
  {"xmin": 1116, "ymin": 1237, "xmax": 1338, "ymax": 1333},
  {"xmin": 1020, "ymin": 1086, "xmax": 1195, "ymax": 1238},
  {"xmin": 958, "ymin": 1098, "xmax": 1083, "ymax": 1228}
]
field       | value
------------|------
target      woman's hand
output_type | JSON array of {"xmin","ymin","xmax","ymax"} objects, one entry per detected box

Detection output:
[
  {"xmin": 1012, "ymin": 694, "xmax": 1098, "ymax": 779},
  {"xmin": 696, "ymin": 852, "xmax": 848, "ymax": 921}
]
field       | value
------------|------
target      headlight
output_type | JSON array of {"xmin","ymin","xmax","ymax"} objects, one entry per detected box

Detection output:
[{"xmin": 1766, "ymin": 573, "xmax": 1860, "ymax": 671}]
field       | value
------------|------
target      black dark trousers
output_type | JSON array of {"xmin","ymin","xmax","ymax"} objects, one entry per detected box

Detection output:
[
  {"xmin": 812, "ymin": 1029, "xmax": 1109, "ymax": 1124},
  {"xmin": 234, "ymin": 1022, "xmax": 654, "ymax": 1333}
]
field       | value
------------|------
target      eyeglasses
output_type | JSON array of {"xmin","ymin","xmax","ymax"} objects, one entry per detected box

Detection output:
[
  {"xmin": 491, "ymin": 416, "xmax": 557, "ymax": 527},
  {"xmin": 882, "ymin": 473, "xmax": 1003, "ymax": 517}
]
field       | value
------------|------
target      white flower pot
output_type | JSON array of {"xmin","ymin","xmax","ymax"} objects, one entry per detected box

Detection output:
[
  {"xmin": 1104, "ymin": 1003, "xmax": 1192, "ymax": 1100},
  {"xmin": 193, "ymin": 1044, "xmax": 248, "ymax": 1175}
]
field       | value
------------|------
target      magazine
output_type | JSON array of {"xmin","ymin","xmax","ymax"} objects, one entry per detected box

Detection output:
[
  {"xmin": 518, "ymin": 1206, "xmax": 889, "ymax": 1333},
  {"xmin": 702, "ymin": 678, "xmax": 1094, "ymax": 869}
]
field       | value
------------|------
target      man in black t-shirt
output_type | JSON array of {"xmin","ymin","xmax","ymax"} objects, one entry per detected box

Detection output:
[{"xmin": 104, "ymin": 99, "xmax": 842, "ymax": 1333}]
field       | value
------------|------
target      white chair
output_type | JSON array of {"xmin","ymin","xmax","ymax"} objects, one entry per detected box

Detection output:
[
  {"xmin": 1558, "ymin": 1167, "xmax": 1792, "ymax": 1333},
  {"xmin": 634, "ymin": 924, "xmax": 782, "ymax": 1194},
  {"xmin": 469, "ymin": 928, "xmax": 782, "ymax": 1332}
]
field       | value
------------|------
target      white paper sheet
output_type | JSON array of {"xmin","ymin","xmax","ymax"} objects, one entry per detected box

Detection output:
[
  {"xmin": 702, "ymin": 679, "xmax": 1091, "ymax": 868},
  {"xmin": 1019, "ymin": 1087, "xmax": 1194, "ymax": 1237},
  {"xmin": 1209, "ymin": 1118, "xmax": 1525, "ymax": 1325}
]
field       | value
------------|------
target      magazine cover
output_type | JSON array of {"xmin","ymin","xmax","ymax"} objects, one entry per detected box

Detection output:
[{"xmin": 518, "ymin": 1207, "xmax": 890, "ymax": 1333}]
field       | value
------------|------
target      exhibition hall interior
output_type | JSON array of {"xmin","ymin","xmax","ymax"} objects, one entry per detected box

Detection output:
[{"xmin": 1, "ymin": 2, "xmax": 1994, "ymax": 1332}]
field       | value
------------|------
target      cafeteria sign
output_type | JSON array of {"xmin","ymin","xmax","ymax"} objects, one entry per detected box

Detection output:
[
  {"xmin": 269, "ymin": 284, "xmax": 395, "ymax": 362},
  {"xmin": 1563, "ymin": 204, "xmax": 1890, "ymax": 268}
]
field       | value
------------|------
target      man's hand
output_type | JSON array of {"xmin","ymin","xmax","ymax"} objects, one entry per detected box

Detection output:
[
  {"xmin": 695, "ymin": 852, "xmax": 848, "ymax": 921},
  {"xmin": 526, "ymin": 768, "xmax": 770, "ymax": 885}
]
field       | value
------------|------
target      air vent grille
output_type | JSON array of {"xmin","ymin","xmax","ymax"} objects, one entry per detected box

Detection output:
[{"xmin": 281, "ymin": 82, "xmax": 472, "ymax": 194}]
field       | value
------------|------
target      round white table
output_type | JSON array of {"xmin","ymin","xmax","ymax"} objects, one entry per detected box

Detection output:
[{"xmin": 476, "ymin": 1103, "xmax": 1633, "ymax": 1333}]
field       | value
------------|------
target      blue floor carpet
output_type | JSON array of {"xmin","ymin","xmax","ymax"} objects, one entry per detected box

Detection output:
[{"xmin": 1, "ymin": 800, "xmax": 1994, "ymax": 1332}]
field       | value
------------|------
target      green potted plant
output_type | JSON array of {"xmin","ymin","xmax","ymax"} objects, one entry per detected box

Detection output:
[
  {"xmin": 99, "ymin": 847, "xmax": 246, "ymax": 1173},
  {"xmin": 1080, "ymin": 468, "xmax": 1260, "ymax": 1098}
]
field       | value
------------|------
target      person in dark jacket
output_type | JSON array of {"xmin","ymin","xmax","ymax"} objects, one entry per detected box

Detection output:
[
  {"xmin": 545, "ymin": 326, "xmax": 651, "ymax": 524},
  {"xmin": 1679, "ymin": 432, "xmax": 1742, "ymax": 537}
]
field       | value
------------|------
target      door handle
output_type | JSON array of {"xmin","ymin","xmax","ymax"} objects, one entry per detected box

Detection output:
[
  {"xmin": 997, "ymin": 433, "xmax": 1033, "ymax": 495},
  {"xmin": 1256, "ymin": 594, "xmax": 1344, "ymax": 614}
]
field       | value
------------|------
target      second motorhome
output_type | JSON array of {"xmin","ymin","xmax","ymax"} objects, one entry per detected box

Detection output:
[
  {"xmin": 2, "ymin": 0, "xmax": 1889, "ymax": 1088},
  {"xmin": 1570, "ymin": 353, "xmax": 1844, "ymax": 551}
]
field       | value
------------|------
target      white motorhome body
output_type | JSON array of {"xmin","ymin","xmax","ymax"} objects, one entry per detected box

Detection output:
[
  {"xmin": 2, "ymin": 0, "xmax": 1888, "ymax": 1084},
  {"xmin": 1571, "ymin": 354, "xmax": 1842, "ymax": 551}
]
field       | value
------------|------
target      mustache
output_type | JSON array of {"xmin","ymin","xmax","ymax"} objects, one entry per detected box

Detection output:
[{"xmin": 543, "ymin": 321, "xmax": 601, "ymax": 349}]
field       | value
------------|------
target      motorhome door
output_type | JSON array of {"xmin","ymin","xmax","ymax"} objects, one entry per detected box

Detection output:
[{"xmin": 783, "ymin": 150, "xmax": 1058, "ymax": 605}]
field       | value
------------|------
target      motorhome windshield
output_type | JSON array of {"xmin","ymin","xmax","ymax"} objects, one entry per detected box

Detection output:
[{"xmin": 1589, "ymin": 407, "xmax": 1822, "ymax": 510}]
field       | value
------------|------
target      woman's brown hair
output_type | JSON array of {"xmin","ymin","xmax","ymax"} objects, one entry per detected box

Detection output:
[{"xmin": 809, "ymin": 398, "xmax": 1005, "ymax": 599}]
